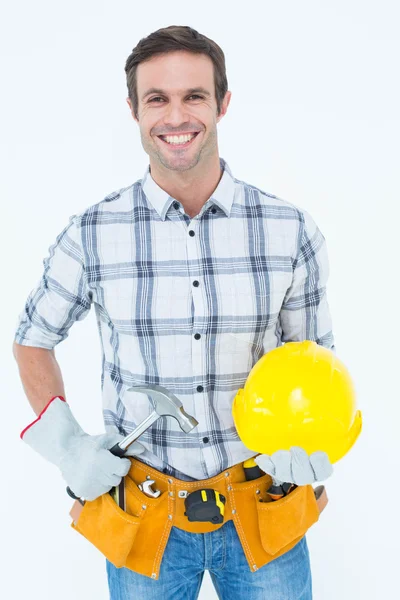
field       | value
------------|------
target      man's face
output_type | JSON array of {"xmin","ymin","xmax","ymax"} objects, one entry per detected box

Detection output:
[{"xmin": 128, "ymin": 51, "xmax": 230, "ymax": 173}]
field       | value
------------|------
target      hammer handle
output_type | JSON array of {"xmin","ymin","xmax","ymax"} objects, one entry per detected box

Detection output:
[
  {"xmin": 116, "ymin": 410, "xmax": 159, "ymax": 451},
  {"xmin": 108, "ymin": 442, "xmax": 127, "ymax": 457}
]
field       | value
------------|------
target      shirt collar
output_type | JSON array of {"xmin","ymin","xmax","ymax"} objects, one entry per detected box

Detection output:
[{"xmin": 141, "ymin": 157, "xmax": 235, "ymax": 221}]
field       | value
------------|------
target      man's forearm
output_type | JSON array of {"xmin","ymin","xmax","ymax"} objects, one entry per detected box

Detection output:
[{"xmin": 12, "ymin": 342, "xmax": 66, "ymax": 416}]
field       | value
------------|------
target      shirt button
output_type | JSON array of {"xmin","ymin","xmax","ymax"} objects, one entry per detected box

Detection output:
[
  {"xmin": 197, "ymin": 385, "xmax": 204, "ymax": 392},
  {"xmin": 193, "ymin": 280, "xmax": 199, "ymax": 287},
  {"xmin": 194, "ymin": 333, "xmax": 201, "ymax": 340},
  {"xmin": 173, "ymin": 202, "xmax": 179, "ymax": 210},
  {"xmin": 211, "ymin": 208, "xmax": 217, "ymax": 214},
  {"xmin": 203, "ymin": 436, "xmax": 209, "ymax": 443},
  {"xmin": 189, "ymin": 230, "xmax": 195, "ymax": 236}
]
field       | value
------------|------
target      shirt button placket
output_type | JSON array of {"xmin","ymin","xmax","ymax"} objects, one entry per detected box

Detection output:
[{"xmin": 187, "ymin": 223, "xmax": 206, "ymax": 439}]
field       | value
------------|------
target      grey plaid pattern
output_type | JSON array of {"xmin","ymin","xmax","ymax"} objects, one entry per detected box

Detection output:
[{"xmin": 15, "ymin": 157, "xmax": 334, "ymax": 480}]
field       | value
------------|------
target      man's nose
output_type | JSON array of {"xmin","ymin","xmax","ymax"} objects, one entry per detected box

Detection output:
[{"xmin": 162, "ymin": 100, "xmax": 191, "ymax": 128}]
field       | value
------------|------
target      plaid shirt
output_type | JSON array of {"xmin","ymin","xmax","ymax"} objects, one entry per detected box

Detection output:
[{"xmin": 15, "ymin": 157, "xmax": 334, "ymax": 481}]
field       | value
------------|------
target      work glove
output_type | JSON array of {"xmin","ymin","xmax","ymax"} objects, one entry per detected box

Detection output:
[
  {"xmin": 21, "ymin": 396, "xmax": 145, "ymax": 501},
  {"xmin": 254, "ymin": 446, "xmax": 333, "ymax": 486}
]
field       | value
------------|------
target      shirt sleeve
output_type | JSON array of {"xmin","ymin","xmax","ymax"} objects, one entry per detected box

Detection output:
[
  {"xmin": 279, "ymin": 209, "xmax": 335, "ymax": 351},
  {"xmin": 14, "ymin": 215, "xmax": 93, "ymax": 349}
]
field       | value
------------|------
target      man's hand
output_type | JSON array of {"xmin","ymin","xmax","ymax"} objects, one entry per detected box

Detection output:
[
  {"xmin": 59, "ymin": 431, "xmax": 144, "ymax": 501},
  {"xmin": 254, "ymin": 446, "xmax": 333, "ymax": 486},
  {"xmin": 21, "ymin": 396, "xmax": 145, "ymax": 501}
]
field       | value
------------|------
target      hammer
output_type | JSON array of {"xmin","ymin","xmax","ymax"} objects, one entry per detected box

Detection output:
[
  {"xmin": 67, "ymin": 385, "xmax": 198, "ymax": 504},
  {"xmin": 108, "ymin": 384, "xmax": 198, "ymax": 456}
]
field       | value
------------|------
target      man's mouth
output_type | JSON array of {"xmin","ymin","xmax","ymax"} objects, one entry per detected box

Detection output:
[{"xmin": 157, "ymin": 131, "xmax": 200, "ymax": 149}]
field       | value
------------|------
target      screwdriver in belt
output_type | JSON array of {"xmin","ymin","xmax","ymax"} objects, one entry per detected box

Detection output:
[
  {"xmin": 267, "ymin": 480, "xmax": 297, "ymax": 500},
  {"xmin": 243, "ymin": 458, "xmax": 297, "ymax": 500}
]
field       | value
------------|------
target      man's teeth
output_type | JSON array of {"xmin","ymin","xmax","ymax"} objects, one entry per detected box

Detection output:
[{"xmin": 161, "ymin": 133, "xmax": 197, "ymax": 145}]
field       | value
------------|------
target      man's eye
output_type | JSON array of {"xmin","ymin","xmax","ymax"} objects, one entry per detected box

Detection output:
[{"xmin": 148, "ymin": 95, "xmax": 203, "ymax": 103}]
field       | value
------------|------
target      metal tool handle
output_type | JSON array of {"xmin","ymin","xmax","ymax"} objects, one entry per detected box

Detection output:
[{"xmin": 114, "ymin": 410, "xmax": 159, "ymax": 452}]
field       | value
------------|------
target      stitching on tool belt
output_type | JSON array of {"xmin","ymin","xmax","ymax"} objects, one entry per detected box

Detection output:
[
  {"xmin": 104, "ymin": 495, "xmax": 142, "ymax": 526},
  {"xmin": 231, "ymin": 480, "xmax": 270, "ymax": 492},
  {"xmin": 152, "ymin": 514, "xmax": 171, "ymax": 577},
  {"xmin": 263, "ymin": 485, "xmax": 307, "ymax": 510},
  {"xmin": 228, "ymin": 480, "xmax": 256, "ymax": 567},
  {"xmin": 152, "ymin": 484, "xmax": 174, "ymax": 576},
  {"xmin": 130, "ymin": 459, "xmax": 229, "ymax": 488}
]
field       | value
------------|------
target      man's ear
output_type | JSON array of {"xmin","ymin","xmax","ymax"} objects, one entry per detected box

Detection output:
[
  {"xmin": 217, "ymin": 90, "xmax": 232, "ymax": 124},
  {"xmin": 126, "ymin": 98, "xmax": 139, "ymax": 123}
]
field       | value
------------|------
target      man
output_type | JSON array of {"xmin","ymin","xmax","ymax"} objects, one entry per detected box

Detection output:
[{"xmin": 14, "ymin": 25, "xmax": 334, "ymax": 599}]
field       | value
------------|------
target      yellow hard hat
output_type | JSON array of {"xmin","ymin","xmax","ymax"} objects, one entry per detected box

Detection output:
[{"xmin": 232, "ymin": 341, "xmax": 362, "ymax": 464}]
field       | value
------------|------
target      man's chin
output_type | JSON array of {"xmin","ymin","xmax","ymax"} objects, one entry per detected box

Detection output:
[{"xmin": 155, "ymin": 152, "xmax": 202, "ymax": 173}]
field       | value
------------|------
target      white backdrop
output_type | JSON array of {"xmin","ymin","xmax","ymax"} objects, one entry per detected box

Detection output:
[{"xmin": 1, "ymin": 1, "xmax": 399, "ymax": 598}]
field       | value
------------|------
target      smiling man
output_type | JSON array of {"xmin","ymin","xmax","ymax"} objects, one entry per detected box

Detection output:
[
  {"xmin": 14, "ymin": 25, "xmax": 335, "ymax": 600},
  {"xmin": 129, "ymin": 50, "xmax": 230, "ymax": 218}
]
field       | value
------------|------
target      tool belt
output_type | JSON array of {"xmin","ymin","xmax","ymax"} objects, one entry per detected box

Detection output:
[{"xmin": 70, "ymin": 458, "xmax": 328, "ymax": 580}]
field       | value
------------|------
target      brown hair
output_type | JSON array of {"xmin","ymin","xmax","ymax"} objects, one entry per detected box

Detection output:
[{"xmin": 124, "ymin": 25, "xmax": 228, "ymax": 120}]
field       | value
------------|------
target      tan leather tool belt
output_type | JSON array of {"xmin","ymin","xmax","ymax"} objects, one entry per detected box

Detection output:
[{"xmin": 70, "ymin": 458, "xmax": 328, "ymax": 580}]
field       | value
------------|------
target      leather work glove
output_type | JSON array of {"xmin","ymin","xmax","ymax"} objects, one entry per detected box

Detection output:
[
  {"xmin": 21, "ymin": 396, "xmax": 145, "ymax": 501},
  {"xmin": 254, "ymin": 446, "xmax": 333, "ymax": 486}
]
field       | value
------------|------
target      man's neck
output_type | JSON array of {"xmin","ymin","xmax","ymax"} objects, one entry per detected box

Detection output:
[{"xmin": 149, "ymin": 156, "xmax": 223, "ymax": 218}]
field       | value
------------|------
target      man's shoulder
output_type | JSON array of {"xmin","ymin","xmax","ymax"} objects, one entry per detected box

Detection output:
[
  {"xmin": 235, "ymin": 176, "xmax": 306, "ymax": 219},
  {"xmin": 73, "ymin": 180, "xmax": 142, "ymax": 224}
]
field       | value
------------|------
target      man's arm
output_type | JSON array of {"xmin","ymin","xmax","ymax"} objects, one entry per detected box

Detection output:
[
  {"xmin": 13, "ymin": 217, "xmax": 144, "ymax": 501},
  {"xmin": 279, "ymin": 209, "xmax": 335, "ymax": 350},
  {"xmin": 13, "ymin": 339, "xmax": 143, "ymax": 502},
  {"xmin": 255, "ymin": 210, "xmax": 336, "ymax": 487},
  {"xmin": 13, "ymin": 343, "xmax": 66, "ymax": 416},
  {"xmin": 13, "ymin": 214, "xmax": 92, "ymax": 413},
  {"xmin": 14, "ymin": 215, "xmax": 92, "ymax": 350}
]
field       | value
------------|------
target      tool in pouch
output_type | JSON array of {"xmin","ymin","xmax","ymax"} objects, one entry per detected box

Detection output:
[
  {"xmin": 138, "ymin": 478, "xmax": 161, "ymax": 498},
  {"xmin": 243, "ymin": 457, "xmax": 328, "ymax": 511},
  {"xmin": 243, "ymin": 458, "xmax": 297, "ymax": 500},
  {"xmin": 66, "ymin": 385, "xmax": 198, "ymax": 510}
]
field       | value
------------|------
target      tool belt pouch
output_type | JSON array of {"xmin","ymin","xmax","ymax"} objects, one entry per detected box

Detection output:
[
  {"xmin": 70, "ymin": 468, "xmax": 174, "ymax": 578},
  {"xmin": 256, "ymin": 483, "xmax": 320, "ymax": 555},
  {"xmin": 70, "ymin": 482, "xmax": 144, "ymax": 568},
  {"xmin": 70, "ymin": 459, "xmax": 325, "ymax": 579},
  {"xmin": 229, "ymin": 474, "xmax": 321, "ymax": 570}
]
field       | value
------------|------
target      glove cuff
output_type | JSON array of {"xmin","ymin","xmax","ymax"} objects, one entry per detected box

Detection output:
[
  {"xmin": 20, "ymin": 396, "xmax": 66, "ymax": 439},
  {"xmin": 20, "ymin": 396, "xmax": 86, "ymax": 466}
]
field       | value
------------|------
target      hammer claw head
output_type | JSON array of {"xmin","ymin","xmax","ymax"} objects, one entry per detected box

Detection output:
[
  {"xmin": 128, "ymin": 385, "xmax": 198, "ymax": 433},
  {"xmin": 177, "ymin": 406, "xmax": 199, "ymax": 432}
]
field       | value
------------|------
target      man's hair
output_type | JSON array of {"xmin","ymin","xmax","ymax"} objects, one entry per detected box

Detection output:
[{"xmin": 124, "ymin": 25, "xmax": 228, "ymax": 120}]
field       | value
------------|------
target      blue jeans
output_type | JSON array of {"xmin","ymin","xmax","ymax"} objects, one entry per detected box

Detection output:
[{"xmin": 106, "ymin": 520, "xmax": 312, "ymax": 599}]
